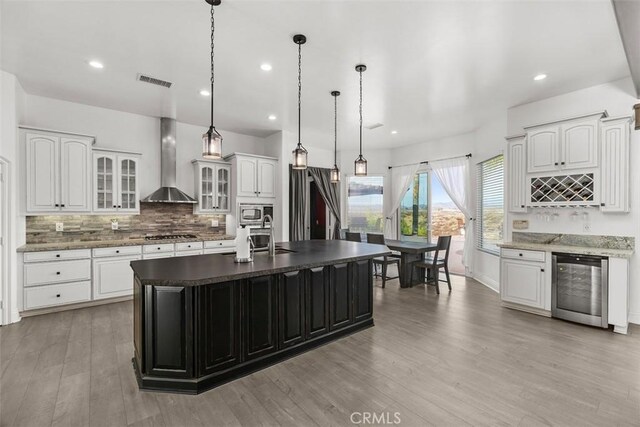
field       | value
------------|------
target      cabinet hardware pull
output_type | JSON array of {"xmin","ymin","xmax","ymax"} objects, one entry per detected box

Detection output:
[
  {"xmin": 519, "ymin": 253, "xmax": 523, "ymax": 257},
  {"xmin": 541, "ymin": 269, "xmax": 545, "ymax": 272},
  {"xmin": 554, "ymin": 162, "xmax": 559, "ymax": 166},
  {"xmin": 521, "ymin": 205, "xmax": 525, "ymax": 208},
  {"xmin": 561, "ymin": 162, "xmax": 565, "ymax": 165},
  {"xmin": 113, "ymin": 205, "xmax": 117, "ymax": 208},
  {"xmin": 157, "ymin": 247, "xmax": 161, "ymax": 250},
  {"xmin": 61, "ymin": 204, "xmax": 65, "ymax": 207},
  {"xmin": 116, "ymin": 250, "xmax": 120, "ymax": 253},
  {"xmin": 600, "ymin": 203, "xmax": 605, "ymax": 207},
  {"xmin": 56, "ymin": 294, "xmax": 61, "ymax": 298},
  {"xmin": 56, "ymin": 272, "xmax": 61, "ymax": 275},
  {"xmin": 55, "ymin": 204, "xmax": 59, "ymax": 207},
  {"xmin": 56, "ymin": 254, "xmax": 60, "ymax": 258},
  {"xmin": 118, "ymin": 205, "xmax": 122, "ymax": 208}
]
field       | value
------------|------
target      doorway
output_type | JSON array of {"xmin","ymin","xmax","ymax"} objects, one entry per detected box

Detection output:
[{"xmin": 308, "ymin": 181, "xmax": 327, "ymax": 240}]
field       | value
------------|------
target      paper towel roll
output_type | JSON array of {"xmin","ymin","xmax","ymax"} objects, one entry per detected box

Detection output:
[{"xmin": 235, "ymin": 227, "xmax": 251, "ymax": 260}]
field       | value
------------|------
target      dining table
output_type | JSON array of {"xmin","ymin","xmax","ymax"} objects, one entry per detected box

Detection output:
[{"xmin": 384, "ymin": 239, "xmax": 438, "ymax": 288}]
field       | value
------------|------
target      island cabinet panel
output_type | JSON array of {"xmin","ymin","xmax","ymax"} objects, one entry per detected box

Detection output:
[
  {"xmin": 330, "ymin": 263, "xmax": 353, "ymax": 330},
  {"xmin": 145, "ymin": 286, "xmax": 193, "ymax": 378},
  {"xmin": 353, "ymin": 260, "xmax": 373, "ymax": 323},
  {"xmin": 306, "ymin": 266, "xmax": 330, "ymax": 339},
  {"xmin": 243, "ymin": 276, "xmax": 278, "ymax": 360},
  {"xmin": 278, "ymin": 271, "xmax": 306, "ymax": 348},
  {"xmin": 197, "ymin": 281, "xmax": 241, "ymax": 376}
]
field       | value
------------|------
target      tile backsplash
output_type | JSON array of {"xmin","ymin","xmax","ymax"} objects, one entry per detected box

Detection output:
[{"xmin": 26, "ymin": 203, "xmax": 227, "ymax": 244}]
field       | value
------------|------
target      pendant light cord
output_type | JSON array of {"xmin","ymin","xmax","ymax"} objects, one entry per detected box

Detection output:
[
  {"xmin": 359, "ymin": 69, "xmax": 363, "ymax": 157},
  {"xmin": 210, "ymin": 4, "xmax": 215, "ymax": 128},
  {"xmin": 334, "ymin": 93, "xmax": 338, "ymax": 164},
  {"xmin": 297, "ymin": 42, "xmax": 302, "ymax": 146}
]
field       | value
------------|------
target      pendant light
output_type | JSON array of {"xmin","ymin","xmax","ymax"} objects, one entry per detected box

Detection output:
[
  {"xmin": 330, "ymin": 91, "xmax": 341, "ymax": 183},
  {"xmin": 292, "ymin": 34, "xmax": 308, "ymax": 169},
  {"xmin": 354, "ymin": 64, "xmax": 368, "ymax": 176},
  {"xmin": 202, "ymin": 0, "xmax": 223, "ymax": 159}
]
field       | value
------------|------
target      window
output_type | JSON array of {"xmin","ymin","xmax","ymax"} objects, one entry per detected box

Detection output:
[
  {"xmin": 400, "ymin": 172, "xmax": 429, "ymax": 237},
  {"xmin": 476, "ymin": 155, "xmax": 504, "ymax": 255},
  {"xmin": 347, "ymin": 176, "xmax": 384, "ymax": 234}
]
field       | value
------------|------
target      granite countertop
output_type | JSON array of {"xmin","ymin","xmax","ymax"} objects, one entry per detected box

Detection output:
[
  {"xmin": 130, "ymin": 240, "xmax": 392, "ymax": 287},
  {"xmin": 498, "ymin": 242, "xmax": 634, "ymax": 259},
  {"xmin": 17, "ymin": 234, "xmax": 236, "ymax": 253}
]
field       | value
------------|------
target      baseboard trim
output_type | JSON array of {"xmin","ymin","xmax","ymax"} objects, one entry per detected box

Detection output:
[
  {"xmin": 501, "ymin": 301, "xmax": 552, "ymax": 318},
  {"xmin": 19, "ymin": 295, "xmax": 132, "ymax": 317},
  {"xmin": 628, "ymin": 311, "xmax": 640, "ymax": 325},
  {"xmin": 472, "ymin": 273, "xmax": 499, "ymax": 293}
]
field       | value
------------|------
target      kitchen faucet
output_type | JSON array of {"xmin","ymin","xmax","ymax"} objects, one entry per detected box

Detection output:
[{"xmin": 261, "ymin": 214, "xmax": 275, "ymax": 257}]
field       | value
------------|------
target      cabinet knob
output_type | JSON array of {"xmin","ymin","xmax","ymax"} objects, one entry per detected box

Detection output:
[
  {"xmin": 116, "ymin": 250, "xmax": 120, "ymax": 253},
  {"xmin": 56, "ymin": 254, "xmax": 60, "ymax": 258},
  {"xmin": 61, "ymin": 204, "xmax": 65, "ymax": 207},
  {"xmin": 541, "ymin": 268, "xmax": 545, "ymax": 272},
  {"xmin": 554, "ymin": 162, "xmax": 559, "ymax": 166},
  {"xmin": 518, "ymin": 253, "xmax": 523, "ymax": 257},
  {"xmin": 56, "ymin": 272, "xmax": 61, "ymax": 275},
  {"xmin": 521, "ymin": 205, "xmax": 525, "ymax": 208},
  {"xmin": 600, "ymin": 203, "xmax": 605, "ymax": 207},
  {"xmin": 118, "ymin": 205, "xmax": 122, "ymax": 208},
  {"xmin": 187, "ymin": 245, "xmax": 191, "ymax": 248},
  {"xmin": 157, "ymin": 247, "xmax": 161, "ymax": 250},
  {"xmin": 561, "ymin": 162, "xmax": 565, "ymax": 166},
  {"xmin": 55, "ymin": 204, "xmax": 59, "ymax": 207},
  {"xmin": 113, "ymin": 205, "xmax": 117, "ymax": 208},
  {"xmin": 56, "ymin": 294, "xmax": 61, "ymax": 298}
]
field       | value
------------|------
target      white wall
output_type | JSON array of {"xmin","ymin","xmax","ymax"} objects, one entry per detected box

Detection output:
[
  {"xmin": 23, "ymin": 94, "xmax": 267, "ymax": 199},
  {"xmin": 506, "ymin": 77, "xmax": 640, "ymax": 323},
  {"xmin": 0, "ymin": 71, "xmax": 26, "ymax": 324}
]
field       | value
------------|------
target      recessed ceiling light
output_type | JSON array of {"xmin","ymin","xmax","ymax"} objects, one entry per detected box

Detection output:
[
  {"xmin": 268, "ymin": 114, "xmax": 277, "ymax": 120},
  {"xmin": 261, "ymin": 63, "xmax": 272, "ymax": 71},
  {"xmin": 534, "ymin": 74, "xmax": 547, "ymax": 81},
  {"xmin": 391, "ymin": 130, "xmax": 398, "ymax": 134},
  {"xmin": 200, "ymin": 89, "xmax": 210, "ymax": 96},
  {"xmin": 89, "ymin": 60, "xmax": 104, "ymax": 69}
]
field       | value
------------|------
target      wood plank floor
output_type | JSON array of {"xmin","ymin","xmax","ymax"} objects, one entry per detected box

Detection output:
[{"xmin": 2, "ymin": 274, "xmax": 639, "ymax": 426}]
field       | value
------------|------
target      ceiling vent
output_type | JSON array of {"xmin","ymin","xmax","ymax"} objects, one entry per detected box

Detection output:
[
  {"xmin": 137, "ymin": 73, "xmax": 173, "ymax": 88},
  {"xmin": 365, "ymin": 123, "xmax": 384, "ymax": 130}
]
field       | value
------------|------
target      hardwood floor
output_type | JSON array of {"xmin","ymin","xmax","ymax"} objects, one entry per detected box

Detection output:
[{"xmin": 2, "ymin": 274, "xmax": 639, "ymax": 426}]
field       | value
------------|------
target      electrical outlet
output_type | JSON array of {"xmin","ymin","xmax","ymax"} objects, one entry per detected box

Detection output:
[
  {"xmin": 55, "ymin": 222, "xmax": 64, "ymax": 232},
  {"xmin": 111, "ymin": 220, "xmax": 119, "ymax": 230},
  {"xmin": 211, "ymin": 219, "xmax": 219, "ymax": 227},
  {"xmin": 583, "ymin": 223, "xmax": 591, "ymax": 232}
]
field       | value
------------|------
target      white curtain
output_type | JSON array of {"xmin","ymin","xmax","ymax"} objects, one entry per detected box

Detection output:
[
  {"xmin": 383, "ymin": 163, "xmax": 420, "ymax": 239},
  {"xmin": 429, "ymin": 157, "xmax": 473, "ymax": 271}
]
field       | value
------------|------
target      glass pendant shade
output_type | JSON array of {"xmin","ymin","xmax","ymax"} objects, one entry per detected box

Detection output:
[
  {"xmin": 330, "ymin": 165, "xmax": 341, "ymax": 183},
  {"xmin": 354, "ymin": 155, "xmax": 367, "ymax": 176},
  {"xmin": 292, "ymin": 144, "xmax": 308, "ymax": 169},
  {"xmin": 202, "ymin": 126, "xmax": 222, "ymax": 159}
]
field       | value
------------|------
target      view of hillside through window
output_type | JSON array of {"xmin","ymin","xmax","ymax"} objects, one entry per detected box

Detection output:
[
  {"xmin": 400, "ymin": 171, "xmax": 465, "ymax": 274},
  {"xmin": 347, "ymin": 176, "xmax": 384, "ymax": 235}
]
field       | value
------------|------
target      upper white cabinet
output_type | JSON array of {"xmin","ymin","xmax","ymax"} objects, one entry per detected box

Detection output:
[
  {"xmin": 192, "ymin": 159, "xmax": 231, "ymax": 213},
  {"xmin": 600, "ymin": 117, "xmax": 631, "ymax": 213},
  {"xmin": 526, "ymin": 113, "xmax": 602, "ymax": 174},
  {"xmin": 93, "ymin": 150, "xmax": 141, "ymax": 213},
  {"xmin": 506, "ymin": 134, "xmax": 527, "ymax": 212},
  {"xmin": 226, "ymin": 154, "xmax": 278, "ymax": 199},
  {"xmin": 24, "ymin": 129, "xmax": 93, "ymax": 213}
]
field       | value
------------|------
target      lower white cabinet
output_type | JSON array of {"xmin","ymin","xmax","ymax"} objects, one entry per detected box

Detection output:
[
  {"xmin": 175, "ymin": 250, "xmax": 204, "ymax": 257},
  {"xmin": 92, "ymin": 254, "xmax": 142, "ymax": 300},
  {"xmin": 24, "ymin": 281, "xmax": 91, "ymax": 310},
  {"xmin": 500, "ymin": 251, "xmax": 546, "ymax": 310}
]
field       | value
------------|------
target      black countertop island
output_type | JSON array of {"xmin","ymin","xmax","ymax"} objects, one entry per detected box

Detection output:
[{"xmin": 130, "ymin": 240, "xmax": 390, "ymax": 394}]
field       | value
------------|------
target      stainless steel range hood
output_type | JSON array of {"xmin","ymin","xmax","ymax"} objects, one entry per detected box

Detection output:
[{"xmin": 141, "ymin": 118, "xmax": 197, "ymax": 204}]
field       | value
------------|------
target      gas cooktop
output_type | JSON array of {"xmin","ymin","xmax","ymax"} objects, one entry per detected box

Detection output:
[{"xmin": 144, "ymin": 234, "xmax": 197, "ymax": 241}]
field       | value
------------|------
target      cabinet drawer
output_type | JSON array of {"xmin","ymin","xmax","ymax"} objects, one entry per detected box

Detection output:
[
  {"xmin": 93, "ymin": 246, "xmax": 142, "ymax": 258},
  {"xmin": 203, "ymin": 248, "xmax": 234, "ymax": 255},
  {"xmin": 23, "ymin": 249, "xmax": 91, "ymax": 263},
  {"xmin": 143, "ymin": 243, "xmax": 175, "ymax": 254},
  {"xmin": 175, "ymin": 250, "xmax": 204, "ymax": 257},
  {"xmin": 204, "ymin": 240, "xmax": 235, "ymax": 249},
  {"xmin": 143, "ymin": 252, "xmax": 175, "ymax": 260},
  {"xmin": 501, "ymin": 248, "xmax": 545, "ymax": 262},
  {"xmin": 24, "ymin": 259, "xmax": 91, "ymax": 287},
  {"xmin": 24, "ymin": 281, "xmax": 91, "ymax": 310},
  {"xmin": 175, "ymin": 241, "xmax": 203, "ymax": 251}
]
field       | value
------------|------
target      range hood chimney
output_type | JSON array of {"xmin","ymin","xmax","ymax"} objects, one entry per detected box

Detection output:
[{"xmin": 141, "ymin": 118, "xmax": 197, "ymax": 204}]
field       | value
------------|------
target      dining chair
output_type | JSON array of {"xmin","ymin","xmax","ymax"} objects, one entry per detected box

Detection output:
[
  {"xmin": 345, "ymin": 232, "xmax": 362, "ymax": 242},
  {"xmin": 409, "ymin": 235, "xmax": 452, "ymax": 294},
  {"xmin": 366, "ymin": 233, "xmax": 400, "ymax": 288}
]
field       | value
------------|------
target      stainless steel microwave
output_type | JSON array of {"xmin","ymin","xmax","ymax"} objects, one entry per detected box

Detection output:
[{"xmin": 238, "ymin": 203, "xmax": 274, "ymax": 226}]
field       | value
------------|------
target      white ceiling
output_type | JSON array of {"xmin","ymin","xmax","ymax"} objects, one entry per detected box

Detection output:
[{"xmin": 1, "ymin": 0, "xmax": 630, "ymax": 150}]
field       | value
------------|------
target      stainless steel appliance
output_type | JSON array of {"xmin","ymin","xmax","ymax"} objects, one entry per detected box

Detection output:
[
  {"xmin": 552, "ymin": 253, "xmax": 608, "ymax": 328},
  {"xmin": 238, "ymin": 203, "xmax": 274, "ymax": 226}
]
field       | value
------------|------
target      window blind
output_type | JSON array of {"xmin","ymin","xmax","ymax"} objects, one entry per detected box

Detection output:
[{"xmin": 476, "ymin": 155, "xmax": 504, "ymax": 255}]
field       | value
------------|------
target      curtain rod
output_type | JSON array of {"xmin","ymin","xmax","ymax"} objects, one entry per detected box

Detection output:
[{"xmin": 387, "ymin": 153, "xmax": 472, "ymax": 169}]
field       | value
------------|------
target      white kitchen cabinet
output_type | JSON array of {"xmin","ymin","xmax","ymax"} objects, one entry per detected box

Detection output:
[
  {"xmin": 561, "ymin": 119, "xmax": 599, "ymax": 170},
  {"xmin": 226, "ymin": 154, "xmax": 278, "ymax": 199},
  {"xmin": 192, "ymin": 160, "xmax": 231, "ymax": 213},
  {"xmin": 600, "ymin": 117, "xmax": 631, "ymax": 213},
  {"xmin": 501, "ymin": 258, "xmax": 546, "ymax": 309},
  {"xmin": 92, "ymin": 254, "xmax": 142, "ymax": 300},
  {"xmin": 527, "ymin": 126, "xmax": 560, "ymax": 173},
  {"xmin": 93, "ymin": 150, "xmax": 141, "ymax": 213},
  {"xmin": 24, "ymin": 129, "xmax": 93, "ymax": 213},
  {"xmin": 506, "ymin": 134, "xmax": 527, "ymax": 213}
]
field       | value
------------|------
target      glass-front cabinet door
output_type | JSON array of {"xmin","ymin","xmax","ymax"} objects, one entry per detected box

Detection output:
[
  {"xmin": 118, "ymin": 157, "xmax": 139, "ymax": 212},
  {"xmin": 193, "ymin": 160, "xmax": 231, "ymax": 214},
  {"xmin": 94, "ymin": 153, "xmax": 116, "ymax": 211},
  {"xmin": 216, "ymin": 165, "xmax": 230, "ymax": 212}
]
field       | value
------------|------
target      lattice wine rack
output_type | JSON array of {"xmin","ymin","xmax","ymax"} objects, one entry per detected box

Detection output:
[{"xmin": 530, "ymin": 173, "xmax": 596, "ymax": 206}]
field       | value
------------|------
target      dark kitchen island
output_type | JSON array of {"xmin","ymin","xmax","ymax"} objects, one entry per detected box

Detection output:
[{"xmin": 130, "ymin": 239, "xmax": 390, "ymax": 394}]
